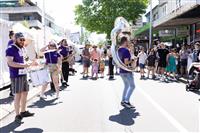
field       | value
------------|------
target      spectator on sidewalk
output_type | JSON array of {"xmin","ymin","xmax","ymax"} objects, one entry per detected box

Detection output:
[
  {"xmin": 82, "ymin": 44, "xmax": 91, "ymax": 78},
  {"xmin": 107, "ymin": 46, "xmax": 114, "ymax": 80},
  {"xmin": 165, "ymin": 48, "xmax": 178, "ymax": 80},
  {"xmin": 91, "ymin": 59, "xmax": 99, "ymax": 79},
  {"xmin": 90, "ymin": 45, "xmax": 101, "ymax": 62},
  {"xmin": 138, "ymin": 47, "xmax": 147, "ymax": 79},
  {"xmin": 156, "ymin": 43, "xmax": 169, "ymax": 81},
  {"xmin": 99, "ymin": 59, "xmax": 105, "ymax": 78},
  {"xmin": 7, "ymin": 30, "xmax": 15, "ymax": 97},
  {"xmin": 118, "ymin": 37, "xmax": 135, "ymax": 108},
  {"xmin": 40, "ymin": 41, "xmax": 62, "ymax": 99},
  {"xmin": 193, "ymin": 42, "xmax": 200, "ymax": 62},
  {"xmin": 146, "ymin": 49, "xmax": 156, "ymax": 79},
  {"xmin": 6, "ymin": 32, "xmax": 35, "ymax": 124},
  {"xmin": 179, "ymin": 45, "xmax": 189, "ymax": 77}
]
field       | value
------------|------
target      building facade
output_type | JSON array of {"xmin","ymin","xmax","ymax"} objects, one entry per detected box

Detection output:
[
  {"xmin": 0, "ymin": 0, "xmax": 55, "ymax": 30},
  {"xmin": 154, "ymin": 0, "xmax": 200, "ymax": 44}
]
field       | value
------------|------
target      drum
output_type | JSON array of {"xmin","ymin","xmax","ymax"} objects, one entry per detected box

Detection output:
[{"xmin": 29, "ymin": 68, "xmax": 51, "ymax": 87}]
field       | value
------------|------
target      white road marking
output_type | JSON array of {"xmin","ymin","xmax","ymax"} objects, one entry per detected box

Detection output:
[{"xmin": 137, "ymin": 87, "xmax": 188, "ymax": 132}]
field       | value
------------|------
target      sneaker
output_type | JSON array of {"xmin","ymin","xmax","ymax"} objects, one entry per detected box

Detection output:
[
  {"xmin": 9, "ymin": 92, "xmax": 14, "ymax": 97},
  {"xmin": 109, "ymin": 76, "xmax": 114, "ymax": 80},
  {"xmin": 20, "ymin": 111, "xmax": 34, "ymax": 118},
  {"xmin": 14, "ymin": 115, "xmax": 22, "ymax": 124},
  {"xmin": 121, "ymin": 101, "xmax": 126, "ymax": 107},
  {"xmin": 124, "ymin": 102, "xmax": 134, "ymax": 108},
  {"xmin": 160, "ymin": 77, "xmax": 165, "ymax": 82},
  {"xmin": 152, "ymin": 75, "xmax": 156, "ymax": 79},
  {"xmin": 40, "ymin": 95, "xmax": 47, "ymax": 99},
  {"xmin": 121, "ymin": 101, "xmax": 134, "ymax": 108}
]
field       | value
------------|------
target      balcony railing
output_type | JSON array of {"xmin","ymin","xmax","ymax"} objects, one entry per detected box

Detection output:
[
  {"xmin": 15, "ymin": 20, "xmax": 45, "ymax": 29},
  {"xmin": 0, "ymin": 6, "xmax": 54, "ymax": 22}
]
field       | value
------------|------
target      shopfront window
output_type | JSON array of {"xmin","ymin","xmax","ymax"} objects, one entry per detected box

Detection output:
[{"xmin": 196, "ymin": 23, "xmax": 200, "ymax": 42}]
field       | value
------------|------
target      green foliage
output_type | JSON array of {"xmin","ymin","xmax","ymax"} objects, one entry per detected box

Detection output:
[
  {"xmin": 21, "ymin": 20, "xmax": 29, "ymax": 28},
  {"xmin": 75, "ymin": 0, "xmax": 148, "ymax": 38}
]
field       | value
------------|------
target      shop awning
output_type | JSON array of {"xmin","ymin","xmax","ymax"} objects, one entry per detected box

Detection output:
[{"xmin": 134, "ymin": 23, "xmax": 150, "ymax": 36}]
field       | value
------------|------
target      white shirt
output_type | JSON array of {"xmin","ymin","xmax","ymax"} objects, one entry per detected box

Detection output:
[{"xmin": 138, "ymin": 52, "xmax": 147, "ymax": 64}]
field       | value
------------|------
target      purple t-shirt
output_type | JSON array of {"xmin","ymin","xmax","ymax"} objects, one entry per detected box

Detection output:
[
  {"xmin": 118, "ymin": 47, "xmax": 131, "ymax": 73},
  {"xmin": 7, "ymin": 40, "xmax": 14, "ymax": 47},
  {"xmin": 6, "ymin": 44, "xmax": 26, "ymax": 78},
  {"xmin": 59, "ymin": 45, "xmax": 69, "ymax": 57},
  {"xmin": 44, "ymin": 51, "xmax": 60, "ymax": 64}
]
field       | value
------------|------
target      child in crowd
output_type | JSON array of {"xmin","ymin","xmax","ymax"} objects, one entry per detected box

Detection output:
[
  {"xmin": 147, "ymin": 49, "xmax": 157, "ymax": 79},
  {"xmin": 138, "ymin": 47, "xmax": 147, "ymax": 79},
  {"xmin": 99, "ymin": 59, "xmax": 105, "ymax": 78},
  {"xmin": 91, "ymin": 59, "xmax": 99, "ymax": 79}
]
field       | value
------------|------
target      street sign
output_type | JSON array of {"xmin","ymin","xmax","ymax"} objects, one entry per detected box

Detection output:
[
  {"xmin": 176, "ymin": 27, "xmax": 189, "ymax": 36},
  {"xmin": 159, "ymin": 29, "xmax": 175, "ymax": 37}
]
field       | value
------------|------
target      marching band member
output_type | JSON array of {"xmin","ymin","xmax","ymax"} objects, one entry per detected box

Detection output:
[
  {"xmin": 58, "ymin": 39, "xmax": 70, "ymax": 87},
  {"xmin": 6, "ymin": 32, "xmax": 36, "ymax": 124},
  {"xmin": 40, "ymin": 40, "xmax": 62, "ymax": 99}
]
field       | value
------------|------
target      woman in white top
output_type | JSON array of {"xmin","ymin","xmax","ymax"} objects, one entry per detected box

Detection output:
[{"xmin": 137, "ymin": 47, "xmax": 147, "ymax": 79}]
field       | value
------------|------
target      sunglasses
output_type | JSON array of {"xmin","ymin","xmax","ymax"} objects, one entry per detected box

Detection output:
[{"xmin": 19, "ymin": 38, "xmax": 25, "ymax": 42}]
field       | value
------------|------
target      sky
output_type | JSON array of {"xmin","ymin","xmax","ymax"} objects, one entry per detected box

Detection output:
[
  {"xmin": 32, "ymin": 0, "xmax": 159, "ymax": 29},
  {"xmin": 31, "ymin": 0, "xmax": 82, "ymax": 31},
  {"xmin": 31, "ymin": 0, "xmax": 159, "ymax": 43}
]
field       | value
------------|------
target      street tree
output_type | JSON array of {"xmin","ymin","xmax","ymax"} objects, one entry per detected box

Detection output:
[{"xmin": 75, "ymin": 0, "xmax": 148, "ymax": 38}]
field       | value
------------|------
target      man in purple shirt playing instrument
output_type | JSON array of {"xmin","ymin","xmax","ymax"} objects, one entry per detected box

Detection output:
[
  {"xmin": 6, "ymin": 32, "xmax": 36, "ymax": 124},
  {"xmin": 118, "ymin": 37, "xmax": 135, "ymax": 109}
]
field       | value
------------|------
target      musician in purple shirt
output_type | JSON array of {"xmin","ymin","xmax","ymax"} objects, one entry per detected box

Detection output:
[
  {"xmin": 7, "ymin": 30, "xmax": 15, "ymax": 97},
  {"xmin": 8, "ymin": 30, "xmax": 15, "ymax": 47},
  {"xmin": 118, "ymin": 37, "xmax": 135, "ymax": 109},
  {"xmin": 6, "ymin": 32, "xmax": 35, "ymax": 123},
  {"xmin": 58, "ymin": 39, "xmax": 70, "ymax": 87},
  {"xmin": 40, "ymin": 40, "xmax": 62, "ymax": 99}
]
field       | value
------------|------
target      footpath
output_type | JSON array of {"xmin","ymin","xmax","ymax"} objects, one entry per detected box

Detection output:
[{"xmin": 0, "ymin": 85, "xmax": 41, "ymax": 121}]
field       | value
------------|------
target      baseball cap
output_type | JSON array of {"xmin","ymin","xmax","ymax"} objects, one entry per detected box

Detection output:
[{"xmin": 15, "ymin": 32, "xmax": 25, "ymax": 39}]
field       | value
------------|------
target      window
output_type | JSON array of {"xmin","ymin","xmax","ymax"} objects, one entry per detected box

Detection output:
[
  {"xmin": 162, "ymin": 5, "xmax": 166, "ymax": 15},
  {"xmin": 0, "ymin": 1, "xmax": 18, "ymax": 7},
  {"xmin": 176, "ymin": 0, "xmax": 181, "ymax": 8}
]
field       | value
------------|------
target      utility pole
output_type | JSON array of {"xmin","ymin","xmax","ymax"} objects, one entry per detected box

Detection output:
[
  {"xmin": 149, "ymin": 0, "xmax": 153, "ymax": 49},
  {"xmin": 42, "ymin": 0, "xmax": 46, "ymax": 46}
]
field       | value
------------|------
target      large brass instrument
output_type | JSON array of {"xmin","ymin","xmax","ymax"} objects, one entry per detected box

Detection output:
[{"xmin": 111, "ymin": 17, "xmax": 134, "ymax": 72}]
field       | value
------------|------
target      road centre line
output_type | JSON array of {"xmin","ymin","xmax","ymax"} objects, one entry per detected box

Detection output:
[{"xmin": 137, "ymin": 87, "xmax": 188, "ymax": 132}]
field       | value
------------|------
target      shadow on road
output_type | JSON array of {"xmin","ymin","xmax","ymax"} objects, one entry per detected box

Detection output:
[
  {"xmin": 13, "ymin": 128, "xmax": 43, "ymax": 133},
  {"xmin": 0, "ymin": 121, "xmax": 21, "ymax": 132},
  {"xmin": 79, "ymin": 77, "xmax": 89, "ymax": 80},
  {"xmin": 190, "ymin": 90, "xmax": 200, "ymax": 96},
  {"xmin": 1, "ymin": 122, "xmax": 43, "ymax": 133},
  {"xmin": 27, "ymin": 98, "xmax": 62, "ymax": 108},
  {"xmin": 109, "ymin": 108, "xmax": 140, "ymax": 126},
  {"xmin": 0, "ymin": 97, "xmax": 13, "ymax": 105},
  {"xmin": 0, "ymin": 121, "xmax": 43, "ymax": 133}
]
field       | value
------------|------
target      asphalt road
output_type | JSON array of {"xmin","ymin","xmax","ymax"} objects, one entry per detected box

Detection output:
[{"xmin": 0, "ymin": 64, "xmax": 199, "ymax": 132}]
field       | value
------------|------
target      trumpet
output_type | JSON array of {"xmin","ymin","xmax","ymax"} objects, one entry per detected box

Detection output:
[{"xmin": 111, "ymin": 17, "xmax": 134, "ymax": 72}]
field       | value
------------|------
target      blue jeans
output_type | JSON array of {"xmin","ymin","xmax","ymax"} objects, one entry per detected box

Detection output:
[{"xmin": 120, "ymin": 72, "xmax": 135, "ymax": 103}]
